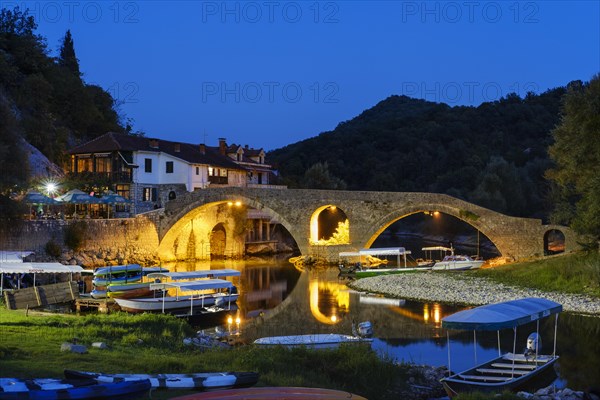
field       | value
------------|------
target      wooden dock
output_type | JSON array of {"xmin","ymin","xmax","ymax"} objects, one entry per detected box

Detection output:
[
  {"xmin": 4, "ymin": 281, "xmax": 79, "ymax": 310},
  {"xmin": 75, "ymin": 297, "xmax": 118, "ymax": 314}
]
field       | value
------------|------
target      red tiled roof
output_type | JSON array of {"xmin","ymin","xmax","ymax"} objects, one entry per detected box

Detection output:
[{"xmin": 68, "ymin": 132, "xmax": 246, "ymax": 170}]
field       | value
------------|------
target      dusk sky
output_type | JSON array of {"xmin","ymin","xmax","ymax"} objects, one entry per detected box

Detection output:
[{"xmin": 17, "ymin": 1, "xmax": 600, "ymax": 150}]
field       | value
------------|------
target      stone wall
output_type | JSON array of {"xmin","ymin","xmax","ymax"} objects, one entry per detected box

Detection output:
[{"xmin": 0, "ymin": 216, "xmax": 160, "ymax": 268}]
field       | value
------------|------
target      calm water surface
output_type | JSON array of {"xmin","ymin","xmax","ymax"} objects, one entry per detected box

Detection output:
[{"xmin": 166, "ymin": 258, "xmax": 600, "ymax": 392}]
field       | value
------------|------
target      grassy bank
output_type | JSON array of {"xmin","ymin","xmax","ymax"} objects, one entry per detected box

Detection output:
[
  {"xmin": 472, "ymin": 251, "xmax": 600, "ymax": 297},
  {"xmin": 0, "ymin": 308, "xmax": 413, "ymax": 400}
]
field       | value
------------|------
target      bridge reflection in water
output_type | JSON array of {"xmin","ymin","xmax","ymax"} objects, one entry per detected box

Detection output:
[{"xmin": 166, "ymin": 258, "xmax": 599, "ymax": 392}]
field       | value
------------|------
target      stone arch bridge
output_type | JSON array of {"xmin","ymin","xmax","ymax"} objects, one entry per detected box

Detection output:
[{"xmin": 151, "ymin": 187, "xmax": 578, "ymax": 262}]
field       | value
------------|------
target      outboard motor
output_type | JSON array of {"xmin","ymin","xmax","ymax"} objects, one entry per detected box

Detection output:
[
  {"xmin": 357, "ymin": 321, "xmax": 373, "ymax": 338},
  {"xmin": 524, "ymin": 332, "xmax": 542, "ymax": 358}
]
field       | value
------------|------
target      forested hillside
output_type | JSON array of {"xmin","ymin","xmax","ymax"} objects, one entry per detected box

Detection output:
[
  {"xmin": 0, "ymin": 7, "xmax": 124, "ymax": 191},
  {"xmin": 269, "ymin": 89, "xmax": 567, "ymax": 219}
]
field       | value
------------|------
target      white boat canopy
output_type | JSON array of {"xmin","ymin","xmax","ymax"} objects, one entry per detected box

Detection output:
[
  {"xmin": 0, "ymin": 251, "xmax": 34, "ymax": 262},
  {"xmin": 150, "ymin": 279, "xmax": 234, "ymax": 292},
  {"xmin": 442, "ymin": 298, "xmax": 563, "ymax": 331},
  {"xmin": 359, "ymin": 247, "xmax": 406, "ymax": 256},
  {"xmin": 0, "ymin": 263, "xmax": 84, "ymax": 274},
  {"xmin": 421, "ymin": 246, "xmax": 453, "ymax": 252},
  {"xmin": 338, "ymin": 252, "xmax": 362, "ymax": 258},
  {"xmin": 146, "ymin": 270, "xmax": 241, "ymax": 281}
]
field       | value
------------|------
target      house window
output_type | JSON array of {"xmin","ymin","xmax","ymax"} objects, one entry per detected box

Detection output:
[
  {"xmin": 152, "ymin": 188, "xmax": 157, "ymax": 202},
  {"xmin": 166, "ymin": 161, "xmax": 174, "ymax": 173},
  {"xmin": 145, "ymin": 158, "xmax": 152, "ymax": 173},
  {"xmin": 95, "ymin": 157, "xmax": 111, "ymax": 173},
  {"xmin": 143, "ymin": 188, "xmax": 151, "ymax": 201},
  {"xmin": 196, "ymin": 166, "xmax": 199, "ymax": 175},
  {"xmin": 169, "ymin": 191, "xmax": 176, "ymax": 200}
]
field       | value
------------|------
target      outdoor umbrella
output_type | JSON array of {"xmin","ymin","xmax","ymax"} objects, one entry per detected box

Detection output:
[
  {"xmin": 55, "ymin": 189, "xmax": 103, "ymax": 218},
  {"xmin": 101, "ymin": 194, "xmax": 132, "ymax": 218},
  {"xmin": 23, "ymin": 191, "xmax": 60, "ymax": 218},
  {"xmin": 55, "ymin": 189, "xmax": 103, "ymax": 204}
]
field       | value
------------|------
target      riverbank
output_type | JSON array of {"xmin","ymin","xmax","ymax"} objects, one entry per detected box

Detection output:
[{"xmin": 347, "ymin": 272, "xmax": 600, "ymax": 315}]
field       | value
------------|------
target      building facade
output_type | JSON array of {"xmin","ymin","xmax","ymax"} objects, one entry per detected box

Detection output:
[{"xmin": 68, "ymin": 133, "xmax": 279, "ymax": 214}]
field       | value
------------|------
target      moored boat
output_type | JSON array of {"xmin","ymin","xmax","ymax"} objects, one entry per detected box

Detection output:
[
  {"xmin": 440, "ymin": 298, "xmax": 562, "ymax": 397},
  {"xmin": 92, "ymin": 266, "xmax": 168, "ymax": 299},
  {"xmin": 63, "ymin": 370, "xmax": 259, "ymax": 390},
  {"xmin": 0, "ymin": 376, "xmax": 150, "ymax": 400},
  {"xmin": 431, "ymin": 254, "xmax": 484, "ymax": 271},
  {"xmin": 253, "ymin": 321, "xmax": 373, "ymax": 349},
  {"xmin": 169, "ymin": 387, "xmax": 368, "ymax": 399},
  {"xmin": 114, "ymin": 279, "xmax": 238, "ymax": 314}
]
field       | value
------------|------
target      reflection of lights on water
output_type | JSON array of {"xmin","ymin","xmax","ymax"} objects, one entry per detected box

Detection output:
[
  {"xmin": 422, "ymin": 303, "xmax": 443, "ymax": 325},
  {"xmin": 433, "ymin": 303, "xmax": 441, "ymax": 324},
  {"xmin": 309, "ymin": 280, "xmax": 349, "ymax": 325}
]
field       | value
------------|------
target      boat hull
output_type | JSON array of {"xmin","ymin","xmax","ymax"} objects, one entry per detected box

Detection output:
[
  {"xmin": 169, "ymin": 387, "xmax": 368, "ymax": 400},
  {"xmin": 253, "ymin": 334, "xmax": 373, "ymax": 349},
  {"xmin": 115, "ymin": 293, "xmax": 239, "ymax": 313},
  {"xmin": 431, "ymin": 260, "xmax": 484, "ymax": 271},
  {"xmin": 441, "ymin": 354, "xmax": 558, "ymax": 398},
  {"xmin": 0, "ymin": 377, "xmax": 150, "ymax": 400},
  {"xmin": 63, "ymin": 370, "xmax": 259, "ymax": 390},
  {"xmin": 354, "ymin": 266, "xmax": 432, "ymax": 278}
]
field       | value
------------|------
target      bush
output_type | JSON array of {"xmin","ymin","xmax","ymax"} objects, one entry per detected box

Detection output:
[
  {"xmin": 64, "ymin": 221, "xmax": 87, "ymax": 251},
  {"xmin": 45, "ymin": 239, "xmax": 62, "ymax": 258}
]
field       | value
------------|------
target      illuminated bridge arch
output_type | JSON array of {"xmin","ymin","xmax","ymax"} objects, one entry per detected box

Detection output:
[{"xmin": 155, "ymin": 188, "xmax": 581, "ymax": 262}]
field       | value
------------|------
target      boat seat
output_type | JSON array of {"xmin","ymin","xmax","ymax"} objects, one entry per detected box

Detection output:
[
  {"xmin": 491, "ymin": 363, "xmax": 537, "ymax": 370},
  {"xmin": 458, "ymin": 374, "xmax": 510, "ymax": 382},
  {"xmin": 476, "ymin": 368, "xmax": 529, "ymax": 376},
  {"xmin": 503, "ymin": 353, "xmax": 551, "ymax": 363}
]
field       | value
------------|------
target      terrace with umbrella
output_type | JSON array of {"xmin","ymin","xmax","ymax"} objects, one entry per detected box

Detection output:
[
  {"xmin": 23, "ymin": 191, "xmax": 60, "ymax": 219},
  {"xmin": 55, "ymin": 189, "xmax": 104, "ymax": 218}
]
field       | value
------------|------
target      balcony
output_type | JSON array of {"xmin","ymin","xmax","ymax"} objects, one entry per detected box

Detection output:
[
  {"xmin": 208, "ymin": 176, "xmax": 228, "ymax": 185},
  {"xmin": 68, "ymin": 171, "xmax": 133, "ymax": 183}
]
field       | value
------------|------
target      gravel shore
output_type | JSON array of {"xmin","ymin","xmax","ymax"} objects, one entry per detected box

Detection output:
[{"xmin": 347, "ymin": 272, "xmax": 600, "ymax": 316}]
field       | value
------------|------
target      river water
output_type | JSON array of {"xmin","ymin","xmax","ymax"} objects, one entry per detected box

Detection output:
[{"xmin": 165, "ymin": 257, "xmax": 600, "ymax": 393}]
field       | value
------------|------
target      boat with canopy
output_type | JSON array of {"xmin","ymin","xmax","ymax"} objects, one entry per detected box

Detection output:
[{"xmin": 440, "ymin": 297, "xmax": 562, "ymax": 397}]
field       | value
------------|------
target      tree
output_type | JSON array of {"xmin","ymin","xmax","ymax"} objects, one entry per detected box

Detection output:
[
  {"xmin": 300, "ymin": 162, "xmax": 347, "ymax": 190},
  {"xmin": 58, "ymin": 29, "xmax": 81, "ymax": 77},
  {"xmin": 547, "ymin": 75, "xmax": 600, "ymax": 241}
]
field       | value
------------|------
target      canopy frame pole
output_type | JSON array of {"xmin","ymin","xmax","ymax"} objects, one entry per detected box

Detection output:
[
  {"xmin": 497, "ymin": 330, "xmax": 501, "ymax": 357},
  {"xmin": 1, "ymin": 273, "xmax": 4, "ymax": 296},
  {"xmin": 473, "ymin": 330, "xmax": 477, "ymax": 365},
  {"xmin": 446, "ymin": 330, "xmax": 451, "ymax": 376},
  {"xmin": 553, "ymin": 313, "xmax": 558, "ymax": 358},
  {"xmin": 512, "ymin": 326, "xmax": 517, "ymax": 378},
  {"xmin": 162, "ymin": 288, "xmax": 167, "ymax": 313},
  {"xmin": 535, "ymin": 320, "xmax": 540, "ymax": 365}
]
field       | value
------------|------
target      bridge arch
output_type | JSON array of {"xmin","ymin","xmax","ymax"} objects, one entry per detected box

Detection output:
[
  {"xmin": 157, "ymin": 196, "xmax": 301, "ymax": 261},
  {"xmin": 361, "ymin": 203, "xmax": 504, "ymax": 256},
  {"xmin": 309, "ymin": 204, "xmax": 350, "ymax": 244}
]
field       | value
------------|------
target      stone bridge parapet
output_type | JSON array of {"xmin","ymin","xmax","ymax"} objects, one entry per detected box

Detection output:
[{"xmin": 157, "ymin": 188, "xmax": 580, "ymax": 261}]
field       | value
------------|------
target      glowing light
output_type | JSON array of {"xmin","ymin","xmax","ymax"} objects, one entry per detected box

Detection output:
[
  {"xmin": 235, "ymin": 317, "xmax": 241, "ymax": 325},
  {"xmin": 331, "ymin": 315, "xmax": 337, "ymax": 323},
  {"xmin": 433, "ymin": 303, "xmax": 441, "ymax": 324},
  {"xmin": 235, "ymin": 201, "xmax": 242, "ymax": 207},
  {"xmin": 330, "ymin": 205, "xmax": 336, "ymax": 211},
  {"xmin": 227, "ymin": 201, "xmax": 233, "ymax": 206},
  {"xmin": 423, "ymin": 304, "xmax": 430, "ymax": 322},
  {"xmin": 227, "ymin": 316, "xmax": 233, "ymax": 325},
  {"xmin": 433, "ymin": 211, "xmax": 440, "ymax": 217}
]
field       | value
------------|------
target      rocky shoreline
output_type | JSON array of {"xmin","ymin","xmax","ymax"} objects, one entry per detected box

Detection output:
[
  {"xmin": 347, "ymin": 272, "xmax": 600, "ymax": 315},
  {"xmin": 349, "ymin": 273, "xmax": 600, "ymax": 399}
]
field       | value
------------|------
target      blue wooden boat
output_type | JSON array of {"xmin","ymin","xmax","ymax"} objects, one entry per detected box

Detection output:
[
  {"xmin": 0, "ymin": 377, "xmax": 150, "ymax": 399},
  {"xmin": 91, "ymin": 266, "xmax": 167, "ymax": 299},
  {"xmin": 63, "ymin": 370, "xmax": 259, "ymax": 390},
  {"xmin": 440, "ymin": 298, "xmax": 562, "ymax": 397}
]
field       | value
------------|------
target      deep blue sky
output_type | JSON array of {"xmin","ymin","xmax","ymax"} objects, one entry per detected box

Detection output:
[{"xmin": 16, "ymin": 1, "xmax": 600, "ymax": 150}]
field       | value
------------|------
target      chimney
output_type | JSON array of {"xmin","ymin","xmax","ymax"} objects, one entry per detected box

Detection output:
[
  {"xmin": 244, "ymin": 144, "xmax": 249, "ymax": 149},
  {"xmin": 199, "ymin": 143, "xmax": 206, "ymax": 154},
  {"xmin": 218, "ymin": 138, "xmax": 226, "ymax": 155},
  {"xmin": 149, "ymin": 139, "xmax": 159, "ymax": 149}
]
